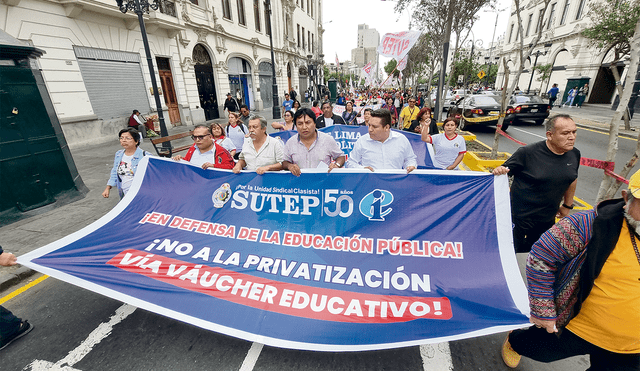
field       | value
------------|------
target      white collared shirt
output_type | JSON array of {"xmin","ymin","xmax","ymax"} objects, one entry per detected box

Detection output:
[
  {"xmin": 188, "ymin": 146, "xmax": 215, "ymax": 167},
  {"xmin": 346, "ymin": 131, "xmax": 417, "ymax": 170},
  {"xmin": 239, "ymin": 135, "xmax": 284, "ymax": 170}
]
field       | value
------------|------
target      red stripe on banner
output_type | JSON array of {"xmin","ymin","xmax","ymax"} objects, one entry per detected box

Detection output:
[{"xmin": 108, "ymin": 249, "xmax": 453, "ymax": 323}]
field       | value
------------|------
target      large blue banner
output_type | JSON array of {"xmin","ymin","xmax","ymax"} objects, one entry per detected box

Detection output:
[
  {"xmin": 271, "ymin": 125, "xmax": 436, "ymax": 169},
  {"xmin": 20, "ymin": 157, "xmax": 529, "ymax": 351}
]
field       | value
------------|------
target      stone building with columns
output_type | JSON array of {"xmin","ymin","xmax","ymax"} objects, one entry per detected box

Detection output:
[
  {"xmin": 0, "ymin": 0, "xmax": 323, "ymax": 146},
  {"xmin": 496, "ymin": 0, "xmax": 630, "ymax": 104}
]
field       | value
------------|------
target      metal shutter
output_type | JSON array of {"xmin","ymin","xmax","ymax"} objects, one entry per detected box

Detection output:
[{"xmin": 74, "ymin": 46, "xmax": 151, "ymax": 120}]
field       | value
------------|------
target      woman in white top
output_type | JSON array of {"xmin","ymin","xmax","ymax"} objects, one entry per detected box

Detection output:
[
  {"xmin": 210, "ymin": 122, "xmax": 236, "ymax": 157},
  {"xmin": 291, "ymin": 100, "xmax": 301, "ymax": 113},
  {"xmin": 102, "ymin": 127, "xmax": 152, "ymax": 199},
  {"xmin": 421, "ymin": 117, "xmax": 466, "ymax": 170},
  {"xmin": 271, "ymin": 110, "xmax": 295, "ymax": 131}
]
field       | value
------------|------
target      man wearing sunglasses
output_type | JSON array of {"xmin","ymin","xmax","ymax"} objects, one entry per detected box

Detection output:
[{"xmin": 172, "ymin": 124, "xmax": 235, "ymax": 169}]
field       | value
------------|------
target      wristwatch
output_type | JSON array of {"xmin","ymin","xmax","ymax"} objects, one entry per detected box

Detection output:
[{"xmin": 561, "ymin": 203, "xmax": 574, "ymax": 209}]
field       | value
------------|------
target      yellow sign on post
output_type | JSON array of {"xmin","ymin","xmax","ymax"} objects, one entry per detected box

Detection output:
[{"xmin": 477, "ymin": 70, "xmax": 486, "ymax": 79}]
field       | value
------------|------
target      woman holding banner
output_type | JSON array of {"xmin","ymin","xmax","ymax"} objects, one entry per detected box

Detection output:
[
  {"xmin": 102, "ymin": 127, "xmax": 152, "ymax": 199},
  {"xmin": 421, "ymin": 117, "xmax": 466, "ymax": 170}
]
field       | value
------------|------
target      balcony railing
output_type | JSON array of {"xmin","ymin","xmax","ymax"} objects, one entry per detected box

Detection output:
[{"xmin": 159, "ymin": 0, "xmax": 176, "ymax": 17}]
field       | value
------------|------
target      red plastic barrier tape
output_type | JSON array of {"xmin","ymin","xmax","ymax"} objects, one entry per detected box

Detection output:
[
  {"xmin": 581, "ymin": 158, "xmax": 628, "ymax": 184},
  {"xmin": 496, "ymin": 129, "xmax": 527, "ymax": 146},
  {"xmin": 604, "ymin": 169, "xmax": 629, "ymax": 184},
  {"xmin": 580, "ymin": 157, "xmax": 615, "ymax": 171}
]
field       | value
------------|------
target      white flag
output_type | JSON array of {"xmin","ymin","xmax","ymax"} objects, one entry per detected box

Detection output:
[{"xmin": 377, "ymin": 31, "xmax": 421, "ymax": 60}]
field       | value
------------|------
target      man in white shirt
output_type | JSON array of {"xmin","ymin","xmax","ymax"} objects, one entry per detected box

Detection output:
[
  {"xmin": 233, "ymin": 115, "xmax": 284, "ymax": 174},
  {"xmin": 315, "ymin": 101, "xmax": 346, "ymax": 128},
  {"xmin": 346, "ymin": 109, "xmax": 417, "ymax": 173}
]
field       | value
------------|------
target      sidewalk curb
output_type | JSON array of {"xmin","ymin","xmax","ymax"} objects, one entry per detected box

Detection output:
[
  {"xmin": 574, "ymin": 122, "xmax": 639, "ymax": 141},
  {"xmin": 0, "ymin": 266, "xmax": 38, "ymax": 293}
]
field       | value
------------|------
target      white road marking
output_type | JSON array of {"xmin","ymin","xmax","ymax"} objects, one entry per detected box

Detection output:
[
  {"xmin": 238, "ymin": 342, "xmax": 264, "ymax": 371},
  {"xmin": 24, "ymin": 304, "xmax": 137, "ymax": 371},
  {"xmin": 420, "ymin": 343, "xmax": 454, "ymax": 371},
  {"xmin": 509, "ymin": 127, "xmax": 546, "ymax": 140}
]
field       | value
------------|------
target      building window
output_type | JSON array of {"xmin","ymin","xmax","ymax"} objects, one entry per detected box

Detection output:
[
  {"xmin": 253, "ymin": 0, "xmax": 261, "ymax": 31},
  {"xmin": 307, "ymin": 0, "xmax": 310, "ymax": 14},
  {"xmin": 525, "ymin": 13, "xmax": 533, "ymax": 37},
  {"xmin": 560, "ymin": 0, "xmax": 570, "ymax": 24},
  {"xmin": 222, "ymin": 0, "xmax": 231, "ymax": 20},
  {"xmin": 307, "ymin": 30, "xmax": 311, "ymax": 52},
  {"xmin": 265, "ymin": 6, "xmax": 271, "ymax": 35},
  {"xmin": 311, "ymin": 0, "xmax": 313, "ymax": 17},
  {"xmin": 547, "ymin": 3, "xmax": 556, "ymax": 30},
  {"xmin": 297, "ymin": 24, "xmax": 301, "ymax": 47},
  {"xmin": 302, "ymin": 26, "xmax": 306, "ymax": 49},
  {"xmin": 575, "ymin": 0, "xmax": 586, "ymax": 19},
  {"xmin": 301, "ymin": 0, "xmax": 304, "ymax": 10},
  {"xmin": 508, "ymin": 24, "xmax": 514, "ymax": 43},
  {"xmin": 535, "ymin": 9, "xmax": 544, "ymax": 33},
  {"xmin": 237, "ymin": 0, "xmax": 246, "ymax": 25},
  {"xmin": 189, "ymin": 0, "xmax": 198, "ymax": 5},
  {"xmin": 312, "ymin": 34, "xmax": 315, "ymax": 53}
]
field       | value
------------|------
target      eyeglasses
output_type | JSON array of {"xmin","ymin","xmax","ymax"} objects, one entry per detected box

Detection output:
[
  {"xmin": 119, "ymin": 137, "xmax": 134, "ymax": 141},
  {"xmin": 191, "ymin": 134, "xmax": 211, "ymax": 141}
]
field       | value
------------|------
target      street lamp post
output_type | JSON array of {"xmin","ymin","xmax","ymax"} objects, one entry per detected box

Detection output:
[
  {"xmin": 116, "ymin": 0, "xmax": 169, "ymax": 150},
  {"xmin": 463, "ymin": 34, "xmax": 483, "ymax": 91},
  {"xmin": 264, "ymin": 0, "xmax": 280, "ymax": 119},
  {"xmin": 526, "ymin": 42, "xmax": 552, "ymax": 94}
]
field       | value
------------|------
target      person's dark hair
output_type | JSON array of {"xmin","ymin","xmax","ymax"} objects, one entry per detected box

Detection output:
[
  {"xmin": 239, "ymin": 104, "xmax": 248, "ymax": 110},
  {"xmin": 545, "ymin": 114, "xmax": 572, "ymax": 132},
  {"xmin": 293, "ymin": 108, "xmax": 316, "ymax": 126},
  {"xmin": 364, "ymin": 108, "xmax": 373, "ymax": 114},
  {"xmin": 321, "ymin": 101, "xmax": 332, "ymax": 110},
  {"xmin": 313, "ymin": 100, "xmax": 319, "ymax": 107},
  {"xmin": 119, "ymin": 127, "xmax": 141, "ymax": 146},
  {"xmin": 194, "ymin": 123, "xmax": 213, "ymax": 134},
  {"xmin": 370, "ymin": 109, "xmax": 392, "ymax": 128},
  {"xmin": 416, "ymin": 107, "xmax": 432, "ymax": 122},
  {"xmin": 443, "ymin": 116, "xmax": 460, "ymax": 128},
  {"xmin": 210, "ymin": 123, "xmax": 225, "ymax": 137},
  {"xmin": 293, "ymin": 100, "xmax": 301, "ymax": 108},
  {"xmin": 132, "ymin": 109, "xmax": 139, "ymax": 115},
  {"xmin": 346, "ymin": 101, "xmax": 353, "ymax": 109}
]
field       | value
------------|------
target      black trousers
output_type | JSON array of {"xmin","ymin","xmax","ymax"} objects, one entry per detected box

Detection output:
[
  {"xmin": 509, "ymin": 326, "xmax": 640, "ymax": 370},
  {"xmin": 0, "ymin": 306, "xmax": 21, "ymax": 340},
  {"xmin": 512, "ymin": 218, "xmax": 555, "ymax": 253}
]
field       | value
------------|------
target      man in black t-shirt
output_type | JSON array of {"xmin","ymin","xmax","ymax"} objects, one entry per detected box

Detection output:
[
  {"xmin": 493, "ymin": 114, "xmax": 579, "ymax": 253},
  {"xmin": 223, "ymin": 93, "xmax": 239, "ymax": 114}
]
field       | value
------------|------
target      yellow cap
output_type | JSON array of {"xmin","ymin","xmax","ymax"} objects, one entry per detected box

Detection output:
[{"xmin": 629, "ymin": 169, "xmax": 640, "ymax": 198}]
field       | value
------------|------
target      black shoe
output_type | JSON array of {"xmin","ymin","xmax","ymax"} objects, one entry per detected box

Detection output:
[{"xmin": 0, "ymin": 320, "xmax": 33, "ymax": 350}]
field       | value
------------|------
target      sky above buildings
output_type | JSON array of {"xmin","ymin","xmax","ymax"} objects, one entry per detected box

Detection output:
[{"xmin": 322, "ymin": 0, "xmax": 512, "ymax": 74}]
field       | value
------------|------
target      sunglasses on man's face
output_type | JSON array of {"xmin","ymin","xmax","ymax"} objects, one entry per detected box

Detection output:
[{"xmin": 191, "ymin": 134, "xmax": 211, "ymax": 141}]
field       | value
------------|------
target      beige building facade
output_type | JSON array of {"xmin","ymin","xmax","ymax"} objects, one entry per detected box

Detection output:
[
  {"xmin": 496, "ymin": 0, "xmax": 630, "ymax": 103},
  {"xmin": 0, "ymin": 0, "xmax": 322, "ymax": 146}
]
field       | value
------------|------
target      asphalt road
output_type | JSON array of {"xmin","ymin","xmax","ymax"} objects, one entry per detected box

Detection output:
[{"xmin": 2, "ymin": 273, "xmax": 586, "ymax": 371}]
